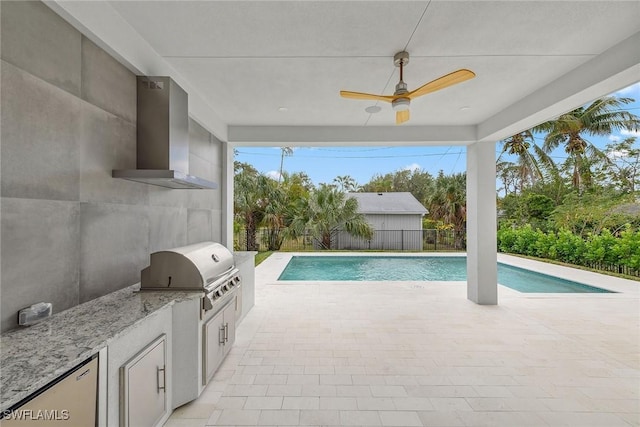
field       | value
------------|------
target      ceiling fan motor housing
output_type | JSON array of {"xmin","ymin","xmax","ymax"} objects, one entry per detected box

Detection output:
[
  {"xmin": 393, "ymin": 51, "xmax": 410, "ymax": 112},
  {"xmin": 394, "ymin": 81, "xmax": 408, "ymax": 95}
]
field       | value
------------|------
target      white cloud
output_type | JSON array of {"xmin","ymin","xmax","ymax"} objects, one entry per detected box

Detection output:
[
  {"xmin": 265, "ymin": 170, "xmax": 282, "ymax": 180},
  {"xmin": 615, "ymin": 82, "xmax": 640, "ymax": 96},
  {"xmin": 621, "ymin": 129, "xmax": 640, "ymax": 137},
  {"xmin": 402, "ymin": 163, "xmax": 421, "ymax": 172},
  {"xmin": 608, "ymin": 135, "xmax": 621, "ymax": 142}
]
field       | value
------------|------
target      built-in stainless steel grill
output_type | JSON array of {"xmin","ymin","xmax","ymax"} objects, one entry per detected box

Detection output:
[
  {"xmin": 140, "ymin": 242, "xmax": 243, "ymax": 406},
  {"xmin": 140, "ymin": 242, "xmax": 240, "ymax": 313}
]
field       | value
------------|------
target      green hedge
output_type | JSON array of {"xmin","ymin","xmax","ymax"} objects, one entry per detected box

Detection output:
[{"xmin": 497, "ymin": 225, "xmax": 640, "ymax": 276}]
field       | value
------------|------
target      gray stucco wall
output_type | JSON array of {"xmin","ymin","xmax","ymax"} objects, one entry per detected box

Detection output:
[{"xmin": 0, "ymin": 1, "xmax": 224, "ymax": 332}]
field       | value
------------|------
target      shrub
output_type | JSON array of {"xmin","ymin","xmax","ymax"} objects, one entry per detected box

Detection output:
[
  {"xmin": 534, "ymin": 230, "xmax": 557, "ymax": 259},
  {"xmin": 512, "ymin": 224, "xmax": 539, "ymax": 255},
  {"xmin": 614, "ymin": 226, "xmax": 640, "ymax": 271},
  {"xmin": 555, "ymin": 228, "xmax": 587, "ymax": 265},
  {"xmin": 584, "ymin": 229, "xmax": 618, "ymax": 265},
  {"xmin": 497, "ymin": 226, "xmax": 518, "ymax": 252},
  {"xmin": 497, "ymin": 224, "xmax": 639, "ymax": 276}
]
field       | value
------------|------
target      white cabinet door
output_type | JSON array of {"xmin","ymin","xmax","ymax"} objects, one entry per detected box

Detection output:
[
  {"xmin": 120, "ymin": 336, "xmax": 166, "ymax": 427},
  {"xmin": 202, "ymin": 310, "xmax": 225, "ymax": 385},
  {"xmin": 222, "ymin": 298, "xmax": 237, "ymax": 352}
]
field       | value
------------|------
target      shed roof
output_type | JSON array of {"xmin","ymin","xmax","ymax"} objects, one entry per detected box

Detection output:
[{"xmin": 347, "ymin": 192, "xmax": 428, "ymax": 215}]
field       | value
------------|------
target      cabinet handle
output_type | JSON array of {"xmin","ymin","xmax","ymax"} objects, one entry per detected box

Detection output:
[
  {"xmin": 219, "ymin": 325, "xmax": 226, "ymax": 345},
  {"xmin": 224, "ymin": 323, "xmax": 229, "ymax": 343},
  {"xmin": 157, "ymin": 366, "xmax": 166, "ymax": 393}
]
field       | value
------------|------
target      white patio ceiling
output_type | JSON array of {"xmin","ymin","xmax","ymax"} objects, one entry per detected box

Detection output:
[{"xmin": 49, "ymin": 1, "xmax": 640, "ymax": 145}]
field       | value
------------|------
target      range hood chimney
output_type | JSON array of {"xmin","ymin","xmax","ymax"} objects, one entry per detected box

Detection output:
[{"xmin": 113, "ymin": 76, "xmax": 218, "ymax": 189}]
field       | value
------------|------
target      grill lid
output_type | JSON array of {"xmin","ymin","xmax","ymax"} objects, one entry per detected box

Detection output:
[{"xmin": 140, "ymin": 242, "xmax": 234, "ymax": 290}]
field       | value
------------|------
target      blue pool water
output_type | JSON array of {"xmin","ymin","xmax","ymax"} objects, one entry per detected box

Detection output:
[{"xmin": 277, "ymin": 256, "xmax": 613, "ymax": 293}]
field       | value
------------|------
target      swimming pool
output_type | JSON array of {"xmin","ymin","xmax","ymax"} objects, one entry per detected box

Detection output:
[{"xmin": 278, "ymin": 256, "xmax": 614, "ymax": 293}]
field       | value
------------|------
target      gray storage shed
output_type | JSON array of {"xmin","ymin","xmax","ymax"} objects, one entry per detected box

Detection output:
[{"xmin": 337, "ymin": 192, "xmax": 428, "ymax": 250}]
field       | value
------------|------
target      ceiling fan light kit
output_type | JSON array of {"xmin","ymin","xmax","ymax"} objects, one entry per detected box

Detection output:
[
  {"xmin": 340, "ymin": 51, "xmax": 475, "ymax": 125},
  {"xmin": 392, "ymin": 98, "xmax": 410, "ymax": 111}
]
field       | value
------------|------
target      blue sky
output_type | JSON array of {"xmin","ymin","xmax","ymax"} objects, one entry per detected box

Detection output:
[{"xmin": 235, "ymin": 83, "xmax": 640, "ymax": 187}]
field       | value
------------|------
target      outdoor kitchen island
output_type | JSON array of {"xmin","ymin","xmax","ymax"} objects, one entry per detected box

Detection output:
[{"xmin": 0, "ymin": 250, "xmax": 256, "ymax": 427}]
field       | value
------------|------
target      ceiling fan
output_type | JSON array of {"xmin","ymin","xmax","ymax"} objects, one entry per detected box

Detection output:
[{"xmin": 340, "ymin": 51, "xmax": 476, "ymax": 125}]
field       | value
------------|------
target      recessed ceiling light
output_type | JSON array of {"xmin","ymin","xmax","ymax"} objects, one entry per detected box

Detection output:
[
  {"xmin": 460, "ymin": 106, "xmax": 471, "ymax": 111},
  {"xmin": 365, "ymin": 105, "xmax": 381, "ymax": 114},
  {"xmin": 278, "ymin": 107, "xmax": 288, "ymax": 112}
]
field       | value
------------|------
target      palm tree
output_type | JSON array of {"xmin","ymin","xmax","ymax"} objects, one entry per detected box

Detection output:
[
  {"xmin": 278, "ymin": 147, "xmax": 294, "ymax": 183},
  {"xmin": 498, "ymin": 131, "xmax": 553, "ymax": 192},
  {"xmin": 261, "ymin": 173, "xmax": 316, "ymax": 251},
  {"xmin": 287, "ymin": 185, "xmax": 373, "ymax": 249},
  {"xmin": 426, "ymin": 173, "xmax": 467, "ymax": 248},
  {"xmin": 260, "ymin": 178, "xmax": 289, "ymax": 250},
  {"xmin": 234, "ymin": 164, "xmax": 271, "ymax": 251},
  {"xmin": 333, "ymin": 175, "xmax": 359, "ymax": 192},
  {"xmin": 534, "ymin": 96, "xmax": 640, "ymax": 191}
]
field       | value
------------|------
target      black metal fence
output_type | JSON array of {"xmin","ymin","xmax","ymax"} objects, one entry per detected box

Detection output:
[
  {"xmin": 569, "ymin": 261, "xmax": 639, "ymax": 278},
  {"xmin": 235, "ymin": 228, "xmax": 466, "ymax": 252}
]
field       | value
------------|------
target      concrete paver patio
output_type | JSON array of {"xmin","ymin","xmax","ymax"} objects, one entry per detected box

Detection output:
[{"xmin": 166, "ymin": 253, "xmax": 639, "ymax": 427}]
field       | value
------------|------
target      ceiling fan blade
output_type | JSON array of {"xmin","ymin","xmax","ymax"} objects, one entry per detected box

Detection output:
[
  {"xmin": 340, "ymin": 90, "xmax": 395, "ymax": 103},
  {"xmin": 408, "ymin": 69, "xmax": 476, "ymax": 100},
  {"xmin": 396, "ymin": 110, "xmax": 410, "ymax": 125}
]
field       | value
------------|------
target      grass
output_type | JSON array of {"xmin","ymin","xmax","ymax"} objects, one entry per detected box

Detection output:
[{"xmin": 255, "ymin": 251, "xmax": 273, "ymax": 266}]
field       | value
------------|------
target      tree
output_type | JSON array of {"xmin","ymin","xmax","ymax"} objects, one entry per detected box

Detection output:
[
  {"xmin": 534, "ymin": 96, "xmax": 640, "ymax": 191},
  {"xmin": 284, "ymin": 171, "xmax": 314, "ymax": 198},
  {"xmin": 234, "ymin": 163, "xmax": 271, "ymax": 251},
  {"xmin": 333, "ymin": 175, "xmax": 360, "ymax": 192},
  {"xmin": 361, "ymin": 173, "xmax": 393, "ymax": 192},
  {"xmin": 425, "ymin": 172, "xmax": 467, "ymax": 248},
  {"xmin": 261, "ymin": 172, "xmax": 315, "ymax": 251},
  {"xmin": 287, "ymin": 185, "xmax": 373, "ymax": 249},
  {"xmin": 405, "ymin": 169, "xmax": 434, "ymax": 205},
  {"xmin": 360, "ymin": 169, "xmax": 434, "ymax": 206},
  {"xmin": 498, "ymin": 131, "xmax": 542, "ymax": 191},
  {"xmin": 278, "ymin": 147, "xmax": 294, "ymax": 183},
  {"xmin": 496, "ymin": 161, "xmax": 520, "ymax": 196},
  {"xmin": 260, "ymin": 178, "xmax": 289, "ymax": 251},
  {"xmin": 552, "ymin": 192, "xmax": 640, "ymax": 237},
  {"xmin": 601, "ymin": 137, "xmax": 639, "ymax": 193}
]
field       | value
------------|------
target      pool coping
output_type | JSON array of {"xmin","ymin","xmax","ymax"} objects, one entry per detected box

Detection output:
[{"xmin": 256, "ymin": 252, "xmax": 639, "ymax": 297}]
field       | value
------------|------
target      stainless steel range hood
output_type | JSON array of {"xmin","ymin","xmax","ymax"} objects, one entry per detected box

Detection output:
[{"xmin": 113, "ymin": 76, "xmax": 218, "ymax": 190}]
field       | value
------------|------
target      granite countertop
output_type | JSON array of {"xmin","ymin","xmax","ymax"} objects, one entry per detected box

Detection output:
[{"xmin": 0, "ymin": 284, "xmax": 201, "ymax": 411}]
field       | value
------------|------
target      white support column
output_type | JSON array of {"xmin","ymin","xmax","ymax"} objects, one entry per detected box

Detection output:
[
  {"xmin": 221, "ymin": 142, "xmax": 234, "ymax": 249},
  {"xmin": 466, "ymin": 142, "xmax": 498, "ymax": 305}
]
